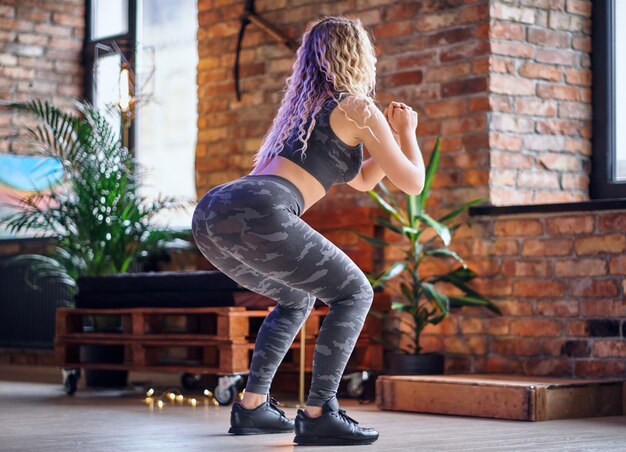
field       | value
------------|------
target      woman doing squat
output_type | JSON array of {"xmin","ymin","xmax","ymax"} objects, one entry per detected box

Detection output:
[{"xmin": 191, "ymin": 15, "xmax": 424, "ymax": 446}]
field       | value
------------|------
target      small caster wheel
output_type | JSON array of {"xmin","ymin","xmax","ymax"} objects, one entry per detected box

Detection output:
[
  {"xmin": 346, "ymin": 372, "xmax": 367, "ymax": 399},
  {"xmin": 181, "ymin": 372, "xmax": 201, "ymax": 390},
  {"xmin": 62, "ymin": 368, "xmax": 81, "ymax": 395},
  {"xmin": 214, "ymin": 375, "xmax": 242, "ymax": 405},
  {"xmin": 214, "ymin": 385, "xmax": 237, "ymax": 406}
]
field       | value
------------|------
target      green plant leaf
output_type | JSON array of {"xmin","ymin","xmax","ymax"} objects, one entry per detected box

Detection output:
[
  {"xmin": 421, "ymin": 281, "xmax": 450, "ymax": 313},
  {"xmin": 407, "ymin": 193, "xmax": 420, "ymax": 229},
  {"xmin": 417, "ymin": 135, "xmax": 441, "ymax": 215},
  {"xmin": 373, "ymin": 215, "xmax": 403, "ymax": 234},
  {"xmin": 433, "ymin": 265, "xmax": 478, "ymax": 284},
  {"xmin": 450, "ymin": 265, "xmax": 477, "ymax": 280},
  {"xmin": 422, "ymin": 223, "xmax": 462, "ymax": 247},
  {"xmin": 401, "ymin": 226, "xmax": 420, "ymax": 235},
  {"xmin": 368, "ymin": 187, "xmax": 405, "ymax": 224},
  {"xmin": 344, "ymin": 229, "xmax": 391, "ymax": 247},
  {"xmin": 423, "ymin": 248, "xmax": 468, "ymax": 268},
  {"xmin": 448, "ymin": 295, "xmax": 502, "ymax": 315},
  {"xmin": 370, "ymin": 262, "xmax": 407, "ymax": 288},
  {"xmin": 436, "ymin": 198, "xmax": 485, "ymax": 223},
  {"xmin": 398, "ymin": 282, "xmax": 417, "ymax": 305},
  {"xmin": 429, "ymin": 312, "xmax": 448, "ymax": 325},
  {"xmin": 391, "ymin": 300, "xmax": 412, "ymax": 312},
  {"xmin": 376, "ymin": 180, "xmax": 407, "ymax": 223},
  {"xmin": 414, "ymin": 211, "xmax": 451, "ymax": 246}
]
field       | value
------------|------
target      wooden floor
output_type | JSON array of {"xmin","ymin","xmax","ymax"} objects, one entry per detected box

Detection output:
[{"xmin": 1, "ymin": 364, "xmax": 625, "ymax": 451}]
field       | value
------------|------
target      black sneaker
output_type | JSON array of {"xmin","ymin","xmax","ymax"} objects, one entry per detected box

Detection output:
[
  {"xmin": 228, "ymin": 394, "xmax": 294, "ymax": 435},
  {"xmin": 293, "ymin": 396, "xmax": 379, "ymax": 446}
]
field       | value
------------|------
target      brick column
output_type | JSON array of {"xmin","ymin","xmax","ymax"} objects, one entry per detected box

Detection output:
[{"xmin": 488, "ymin": 0, "xmax": 592, "ymax": 205}]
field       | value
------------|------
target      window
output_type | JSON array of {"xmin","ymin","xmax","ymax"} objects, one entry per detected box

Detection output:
[
  {"xmin": 591, "ymin": 0, "xmax": 626, "ymax": 198},
  {"xmin": 615, "ymin": 1, "xmax": 625, "ymax": 181},
  {"xmin": 91, "ymin": 0, "xmax": 129, "ymax": 40},
  {"xmin": 84, "ymin": 0, "xmax": 135, "ymax": 132},
  {"xmin": 134, "ymin": 0, "xmax": 198, "ymax": 228},
  {"xmin": 84, "ymin": 0, "xmax": 198, "ymax": 229}
]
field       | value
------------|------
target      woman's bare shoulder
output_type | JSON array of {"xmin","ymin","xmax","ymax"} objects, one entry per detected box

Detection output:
[
  {"xmin": 336, "ymin": 94, "xmax": 379, "ymax": 120},
  {"xmin": 335, "ymin": 95, "xmax": 383, "ymax": 141}
]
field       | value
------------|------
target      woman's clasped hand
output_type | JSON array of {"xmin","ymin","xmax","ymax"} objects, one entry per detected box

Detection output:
[{"xmin": 382, "ymin": 100, "xmax": 418, "ymax": 137}]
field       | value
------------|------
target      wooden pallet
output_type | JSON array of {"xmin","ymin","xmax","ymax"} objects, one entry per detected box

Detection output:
[
  {"xmin": 55, "ymin": 339, "xmax": 249, "ymax": 373},
  {"xmin": 55, "ymin": 305, "xmax": 383, "ymax": 376},
  {"xmin": 376, "ymin": 373, "xmax": 626, "ymax": 421},
  {"xmin": 57, "ymin": 306, "xmax": 325, "ymax": 341}
]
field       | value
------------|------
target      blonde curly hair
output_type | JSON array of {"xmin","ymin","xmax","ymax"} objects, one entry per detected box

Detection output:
[{"xmin": 252, "ymin": 15, "xmax": 381, "ymax": 169}]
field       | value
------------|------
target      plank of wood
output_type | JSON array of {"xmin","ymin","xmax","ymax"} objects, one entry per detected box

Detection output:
[
  {"xmin": 376, "ymin": 374, "xmax": 626, "ymax": 421},
  {"xmin": 57, "ymin": 306, "xmax": 247, "ymax": 315},
  {"xmin": 55, "ymin": 337, "xmax": 244, "ymax": 346},
  {"xmin": 58, "ymin": 362, "xmax": 230, "ymax": 373},
  {"xmin": 377, "ymin": 377, "xmax": 532, "ymax": 420}
]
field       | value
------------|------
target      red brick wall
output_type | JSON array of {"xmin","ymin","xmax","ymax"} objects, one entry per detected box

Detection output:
[
  {"xmin": 196, "ymin": 0, "xmax": 491, "ymax": 212},
  {"xmin": 0, "ymin": 0, "xmax": 620, "ymax": 377},
  {"xmin": 0, "ymin": 0, "xmax": 84, "ymax": 259},
  {"xmin": 0, "ymin": 0, "xmax": 85, "ymax": 150},
  {"xmin": 434, "ymin": 209, "xmax": 626, "ymax": 377},
  {"xmin": 0, "ymin": 0, "xmax": 84, "ymax": 362},
  {"xmin": 427, "ymin": 0, "xmax": 623, "ymax": 378},
  {"xmin": 488, "ymin": 0, "xmax": 592, "ymax": 205},
  {"xmin": 196, "ymin": 1, "xmax": 625, "ymax": 378}
]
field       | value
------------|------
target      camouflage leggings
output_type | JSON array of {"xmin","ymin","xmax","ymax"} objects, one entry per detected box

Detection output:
[{"xmin": 191, "ymin": 174, "xmax": 374, "ymax": 407}]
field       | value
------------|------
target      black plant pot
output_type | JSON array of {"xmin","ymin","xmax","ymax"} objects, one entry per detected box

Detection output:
[
  {"xmin": 81, "ymin": 325, "xmax": 128, "ymax": 388},
  {"xmin": 387, "ymin": 351, "xmax": 445, "ymax": 375}
]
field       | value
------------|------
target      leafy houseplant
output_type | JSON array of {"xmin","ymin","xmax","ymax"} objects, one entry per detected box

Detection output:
[
  {"xmin": 353, "ymin": 136, "xmax": 501, "ymax": 375},
  {"xmin": 0, "ymin": 98, "xmax": 191, "ymax": 384}
]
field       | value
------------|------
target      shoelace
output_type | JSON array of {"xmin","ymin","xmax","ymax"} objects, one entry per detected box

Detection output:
[
  {"xmin": 336, "ymin": 408, "xmax": 359, "ymax": 425},
  {"xmin": 268, "ymin": 396, "xmax": 286, "ymax": 417}
]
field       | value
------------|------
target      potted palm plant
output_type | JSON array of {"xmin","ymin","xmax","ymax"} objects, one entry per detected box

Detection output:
[
  {"xmin": 352, "ymin": 136, "xmax": 501, "ymax": 375},
  {"xmin": 0, "ymin": 98, "xmax": 191, "ymax": 386}
]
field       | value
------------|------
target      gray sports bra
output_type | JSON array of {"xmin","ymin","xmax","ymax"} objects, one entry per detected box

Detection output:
[{"xmin": 277, "ymin": 95, "xmax": 363, "ymax": 192}]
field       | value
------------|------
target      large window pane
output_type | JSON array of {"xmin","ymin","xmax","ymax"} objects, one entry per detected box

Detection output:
[
  {"xmin": 91, "ymin": 0, "xmax": 129, "ymax": 40},
  {"xmin": 135, "ymin": 0, "xmax": 198, "ymax": 229},
  {"xmin": 94, "ymin": 52, "xmax": 122, "ymax": 136},
  {"xmin": 615, "ymin": 0, "xmax": 626, "ymax": 179}
]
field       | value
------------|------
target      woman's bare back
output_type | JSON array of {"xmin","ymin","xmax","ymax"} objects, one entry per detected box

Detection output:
[{"xmin": 248, "ymin": 97, "xmax": 362, "ymax": 214}]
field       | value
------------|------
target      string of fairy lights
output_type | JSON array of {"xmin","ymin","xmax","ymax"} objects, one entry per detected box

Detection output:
[{"xmin": 143, "ymin": 386, "xmax": 246, "ymax": 411}]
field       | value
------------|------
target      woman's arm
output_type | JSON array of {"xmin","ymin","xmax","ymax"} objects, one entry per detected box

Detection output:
[
  {"xmin": 347, "ymin": 106, "xmax": 424, "ymax": 193},
  {"xmin": 347, "ymin": 151, "xmax": 385, "ymax": 192}
]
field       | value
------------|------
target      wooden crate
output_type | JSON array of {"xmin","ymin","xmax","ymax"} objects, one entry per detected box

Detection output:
[
  {"xmin": 55, "ymin": 307, "xmax": 253, "ymax": 374},
  {"xmin": 55, "ymin": 294, "xmax": 388, "ymax": 379},
  {"xmin": 55, "ymin": 306, "xmax": 341, "ymax": 376},
  {"xmin": 55, "ymin": 339, "xmax": 249, "ymax": 374},
  {"xmin": 376, "ymin": 373, "xmax": 626, "ymax": 421},
  {"xmin": 56, "ymin": 307, "xmax": 250, "ymax": 341}
]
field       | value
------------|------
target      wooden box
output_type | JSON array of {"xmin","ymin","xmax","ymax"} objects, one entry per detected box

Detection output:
[{"xmin": 376, "ymin": 373, "xmax": 626, "ymax": 421}]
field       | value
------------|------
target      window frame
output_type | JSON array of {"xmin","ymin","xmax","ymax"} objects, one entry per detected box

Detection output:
[
  {"xmin": 590, "ymin": 0, "xmax": 625, "ymax": 199},
  {"xmin": 83, "ymin": 0, "xmax": 138, "ymax": 152}
]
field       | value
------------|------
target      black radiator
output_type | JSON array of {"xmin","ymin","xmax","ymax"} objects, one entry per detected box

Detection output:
[{"xmin": 0, "ymin": 256, "xmax": 72, "ymax": 349}]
